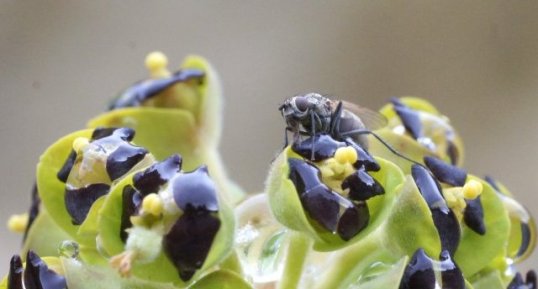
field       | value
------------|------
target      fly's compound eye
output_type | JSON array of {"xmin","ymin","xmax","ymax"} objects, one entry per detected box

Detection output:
[{"xmin": 294, "ymin": 96, "xmax": 311, "ymax": 113}]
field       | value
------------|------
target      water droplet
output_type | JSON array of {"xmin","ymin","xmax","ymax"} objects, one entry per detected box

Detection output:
[
  {"xmin": 235, "ymin": 194, "xmax": 288, "ymax": 284},
  {"xmin": 58, "ymin": 240, "xmax": 79, "ymax": 259}
]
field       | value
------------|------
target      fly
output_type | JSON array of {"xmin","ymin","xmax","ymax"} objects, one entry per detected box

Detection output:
[{"xmin": 279, "ymin": 92, "xmax": 422, "ymax": 166}]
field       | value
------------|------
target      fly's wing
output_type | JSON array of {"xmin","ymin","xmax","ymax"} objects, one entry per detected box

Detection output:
[{"xmin": 340, "ymin": 100, "xmax": 388, "ymax": 131}]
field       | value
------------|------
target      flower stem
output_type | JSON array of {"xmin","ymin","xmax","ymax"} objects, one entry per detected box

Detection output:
[
  {"xmin": 314, "ymin": 229, "xmax": 388, "ymax": 289},
  {"xmin": 277, "ymin": 232, "xmax": 313, "ymax": 289}
]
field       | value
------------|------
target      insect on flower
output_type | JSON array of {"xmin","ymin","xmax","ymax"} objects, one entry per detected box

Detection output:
[
  {"xmin": 279, "ymin": 93, "xmax": 387, "ymax": 148},
  {"xmin": 280, "ymin": 93, "xmax": 418, "ymax": 163}
]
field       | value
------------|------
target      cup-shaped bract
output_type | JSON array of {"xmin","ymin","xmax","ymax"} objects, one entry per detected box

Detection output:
[
  {"xmin": 35, "ymin": 127, "xmax": 155, "ymax": 263},
  {"xmin": 98, "ymin": 155, "xmax": 235, "ymax": 286},
  {"xmin": 87, "ymin": 53, "xmax": 243, "ymax": 206},
  {"xmin": 370, "ymin": 97, "xmax": 465, "ymax": 173}
]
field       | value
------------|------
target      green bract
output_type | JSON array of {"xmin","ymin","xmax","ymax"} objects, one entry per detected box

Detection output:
[{"xmin": 36, "ymin": 129, "xmax": 94, "ymax": 238}]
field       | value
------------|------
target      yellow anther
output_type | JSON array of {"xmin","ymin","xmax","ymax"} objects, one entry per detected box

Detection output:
[
  {"xmin": 141, "ymin": 193, "xmax": 163, "ymax": 216},
  {"xmin": 72, "ymin": 137, "xmax": 90, "ymax": 154},
  {"xmin": 145, "ymin": 51, "xmax": 170, "ymax": 78},
  {"xmin": 463, "ymin": 179, "xmax": 483, "ymax": 200},
  {"xmin": 334, "ymin": 146, "xmax": 358, "ymax": 164},
  {"xmin": 7, "ymin": 213, "xmax": 28, "ymax": 233}
]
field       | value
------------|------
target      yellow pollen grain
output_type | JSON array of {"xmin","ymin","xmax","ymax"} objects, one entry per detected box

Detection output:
[
  {"xmin": 145, "ymin": 51, "xmax": 170, "ymax": 78},
  {"xmin": 7, "ymin": 213, "xmax": 28, "ymax": 233},
  {"xmin": 142, "ymin": 193, "xmax": 164, "ymax": 216},
  {"xmin": 72, "ymin": 137, "xmax": 90, "ymax": 154},
  {"xmin": 334, "ymin": 146, "xmax": 358, "ymax": 164},
  {"xmin": 463, "ymin": 180, "xmax": 483, "ymax": 200}
]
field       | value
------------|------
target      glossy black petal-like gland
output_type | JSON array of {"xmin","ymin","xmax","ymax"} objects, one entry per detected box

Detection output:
[
  {"xmin": 446, "ymin": 140, "xmax": 460, "ymax": 165},
  {"xmin": 463, "ymin": 197, "xmax": 486, "ymax": 235},
  {"xmin": 120, "ymin": 185, "xmax": 142, "ymax": 242},
  {"xmin": 517, "ymin": 222, "xmax": 534, "ymax": 259},
  {"xmin": 65, "ymin": 183, "xmax": 110, "ymax": 225},
  {"xmin": 85, "ymin": 127, "xmax": 145, "ymax": 181},
  {"xmin": 163, "ymin": 211, "xmax": 221, "ymax": 281},
  {"xmin": 57, "ymin": 150, "xmax": 77, "ymax": 183},
  {"xmin": 108, "ymin": 69, "xmax": 205, "ymax": 110},
  {"xmin": 24, "ymin": 251, "xmax": 66, "ymax": 289},
  {"xmin": 288, "ymin": 158, "xmax": 369, "ymax": 240},
  {"xmin": 423, "ymin": 156, "xmax": 467, "ymax": 187},
  {"xmin": 337, "ymin": 202, "xmax": 369, "ymax": 241},
  {"xmin": 432, "ymin": 209, "xmax": 461, "ymax": 256},
  {"xmin": 412, "ymin": 165, "xmax": 460, "ymax": 255},
  {"xmin": 342, "ymin": 168, "xmax": 385, "ymax": 201},
  {"xmin": 484, "ymin": 175, "xmax": 502, "ymax": 192},
  {"xmin": 526, "ymin": 270, "xmax": 537, "ymax": 289},
  {"xmin": 106, "ymin": 144, "xmax": 148, "ymax": 181},
  {"xmin": 172, "ymin": 165, "xmax": 219, "ymax": 212},
  {"xmin": 439, "ymin": 250, "xmax": 465, "ymax": 289},
  {"xmin": 23, "ymin": 184, "xmax": 40, "ymax": 242},
  {"xmin": 57, "ymin": 127, "xmax": 127, "ymax": 183},
  {"xmin": 506, "ymin": 271, "xmax": 537, "ymax": 289},
  {"xmin": 391, "ymin": 98, "xmax": 423, "ymax": 140},
  {"xmin": 399, "ymin": 248, "xmax": 436, "ymax": 289},
  {"xmin": 291, "ymin": 134, "xmax": 346, "ymax": 162},
  {"xmin": 411, "ymin": 165, "xmax": 445, "ymax": 207},
  {"xmin": 133, "ymin": 154, "xmax": 182, "ymax": 196},
  {"xmin": 346, "ymin": 141, "xmax": 381, "ymax": 172},
  {"xmin": 7, "ymin": 255, "xmax": 23, "ymax": 289},
  {"xmin": 507, "ymin": 273, "xmax": 525, "ymax": 289},
  {"xmin": 91, "ymin": 127, "xmax": 120, "ymax": 140}
]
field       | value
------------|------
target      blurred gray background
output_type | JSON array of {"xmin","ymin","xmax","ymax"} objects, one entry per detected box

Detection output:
[{"xmin": 1, "ymin": 0, "xmax": 537, "ymax": 276}]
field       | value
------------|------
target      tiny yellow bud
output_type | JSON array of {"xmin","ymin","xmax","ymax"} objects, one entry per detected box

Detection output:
[
  {"xmin": 145, "ymin": 51, "xmax": 170, "ymax": 77},
  {"xmin": 463, "ymin": 179, "xmax": 483, "ymax": 200},
  {"xmin": 72, "ymin": 137, "xmax": 90, "ymax": 154},
  {"xmin": 334, "ymin": 147, "xmax": 358, "ymax": 164},
  {"xmin": 7, "ymin": 213, "xmax": 28, "ymax": 233},
  {"xmin": 142, "ymin": 193, "xmax": 163, "ymax": 216}
]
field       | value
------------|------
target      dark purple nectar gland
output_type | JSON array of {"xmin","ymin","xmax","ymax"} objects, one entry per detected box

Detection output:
[
  {"xmin": 172, "ymin": 165, "xmax": 219, "ymax": 212},
  {"xmin": 57, "ymin": 127, "xmax": 123, "ymax": 183},
  {"xmin": 65, "ymin": 183, "xmax": 110, "ymax": 225},
  {"xmin": 390, "ymin": 98, "xmax": 423, "ymax": 141},
  {"xmin": 291, "ymin": 134, "xmax": 346, "ymax": 162},
  {"xmin": 21, "ymin": 251, "xmax": 66, "ymax": 289},
  {"xmin": 345, "ymin": 140, "xmax": 380, "ymax": 172},
  {"xmin": 288, "ymin": 158, "xmax": 369, "ymax": 241},
  {"xmin": 411, "ymin": 165, "xmax": 461, "ymax": 255},
  {"xmin": 438, "ymin": 251, "xmax": 465, "ymax": 289},
  {"xmin": 120, "ymin": 185, "xmax": 143, "ymax": 243},
  {"xmin": 507, "ymin": 270, "xmax": 537, "ymax": 289},
  {"xmin": 133, "ymin": 154, "xmax": 182, "ymax": 197},
  {"xmin": 399, "ymin": 249, "xmax": 464, "ymax": 289},
  {"xmin": 108, "ymin": 68, "xmax": 205, "ymax": 110},
  {"xmin": 463, "ymin": 197, "xmax": 486, "ymax": 235},
  {"xmin": 423, "ymin": 156, "xmax": 467, "ymax": 187},
  {"xmin": 7, "ymin": 255, "xmax": 23, "ymax": 289},
  {"xmin": 162, "ymin": 165, "xmax": 221, "ymax": 281},
  {"xmin": 102, "ymin": 128, "xmax": 148, "ymax": 181},
  {"xmin": 23, "ymin": 184, "xmax": 40, "ymax": 242},
  {"xmin": 399, "ymin": 248, "xmax": 435, "ymax": 289},
  {"xmin": 342, "ymin": 167, "xmax": 385, "ymax": 202}
]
